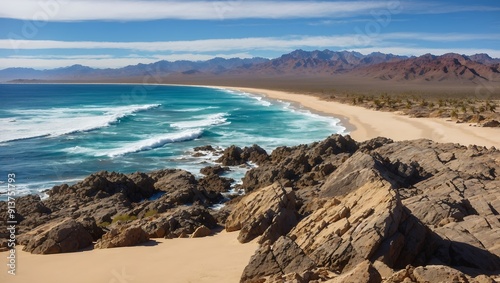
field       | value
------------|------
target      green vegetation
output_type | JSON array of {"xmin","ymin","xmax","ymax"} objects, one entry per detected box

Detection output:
[
  {"xmin": 144, "ymin": 209, "xmax": 158, "ymax": 218},
  {"xmin": 112, "ymin": 214, "xmax": 138, "ymax": 223},
  {"xmin": 97, "ymin": 221, "xmax": 111, "ymax": 228}
]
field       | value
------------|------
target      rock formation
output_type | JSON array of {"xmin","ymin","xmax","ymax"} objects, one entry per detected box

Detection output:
[
  {"xmin": 0, "ymin": 134, "xmax": 499, "ymax": 283},
  {"xmin": 226, "ymin": 135, "xmax": 500, "ymax": 282},
  {"xmin": 21, "ymin": 219, "xmax": 93, "ymax": 254}
]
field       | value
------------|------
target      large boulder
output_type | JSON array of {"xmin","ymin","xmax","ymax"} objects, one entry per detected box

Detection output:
[
  {"xmin": 225, "ymin": 183, "xmax": 298, "ymax": 244},
  {"xmin": 23, "ymin": 219, "xmax": 93, "ymax": 254},
  {"xmin": 217, "ymin": 145, "xmax": 245, "ymax": 166},
  {"xmin": 150, "ymin": 169, "xmax": 207, "ymax": 205},
  {"xmin": 95, "ymin": 225, "xmax": 149, "ymax": 249},
  {"xmin": 141, "ymin": 205, "xmax": 218, "ymax": 239}
]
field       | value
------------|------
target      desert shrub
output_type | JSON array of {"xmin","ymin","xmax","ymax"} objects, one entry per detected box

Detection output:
[
  {"xmin": 144, "ymin": 210, "xmax": 158, "ymax": 218},
  {"xmin": 112, "ymin": 214, "xmax": 138, "ymax": 223}
]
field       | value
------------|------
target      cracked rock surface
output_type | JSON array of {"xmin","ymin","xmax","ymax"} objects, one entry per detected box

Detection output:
[{"xmin": 226, "ymin": 135, "xmax": 500, "ymax": 282}]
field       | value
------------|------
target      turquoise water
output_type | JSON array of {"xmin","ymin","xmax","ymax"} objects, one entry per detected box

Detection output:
[{"xmin": 0, "ymin": 84, "xmax": 346, "ymax": 200}]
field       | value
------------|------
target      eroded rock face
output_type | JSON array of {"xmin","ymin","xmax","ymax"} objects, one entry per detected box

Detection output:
[
  {"xmin": 140, "ymin": 205, "xmax": 218, "ymax": 239},
  {"xmin": 217, "ymin": 144, "xmax": 269, "ymax": 166},
  {"xmin": 225, "ymin": 184, "xmax": 298, "ymax": 244},
  {"xmin": 22, "ymin": 219, "xmax": 93, "ymax": 254},
  {"xmin": 95, "ymin": 225, "xmax": 149, "ymax": 249},
  {"xmin": 233, "ymin": 136, "xmax": 500, "ymax": 282}
]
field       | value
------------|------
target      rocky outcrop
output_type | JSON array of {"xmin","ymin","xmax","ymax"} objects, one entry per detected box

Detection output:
[
  {"xmin": 0, "ymin": 168, "xmax": 230, "ymax": 254},
  {"xmin": 225, "ymin": 184, "xmax": 298, "ymax": 244},
  {"xmin": 1, "ymin": 134, "xmax": 499, "ymax": 282},
  {"xmin": 198, "ymin": 174, "xmax": 234, "ymax": 193},
  {"xmin": 231, "ymin": 135, "xmax": 500, "ymax": 282},
  {"xmin": 95, "ymin": 225, "xmax": 149, "ymax": 249},
  {"xmin": 217, "ymin": 144, "xmax": 269, "ymax": 166},
  {"xmin": 241, "ymin": 135, "xmax": 358, "ymax": 192},
  {"xmin": 200, "ymin": 165, "xmax": 230, "ymax": 176},
  {"xmin": 385, "ymin": 265, "xmax": 497, "ymax": 283},
  {"xmin": 191, "ymin": 225, "xmax": 212, "ymax": 238},
  {"xmin": 140, "ymin": 205, "xmax": 218, "ymax": 239},
  {"xmin": 22, "ymin": 219, "xmax": 93, "ymax": 254}
]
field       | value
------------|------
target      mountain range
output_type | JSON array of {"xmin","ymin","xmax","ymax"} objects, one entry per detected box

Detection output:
[{"xmin": 1, "ymin": 50, "xmax": 500, "ymax": 84}]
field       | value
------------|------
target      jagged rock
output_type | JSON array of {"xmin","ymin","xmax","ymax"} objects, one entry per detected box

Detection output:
[
  {"xmin": 191, "ymin": 225, "xmax": 212, "ymax": 238},
  {"xmin": 241, "ymin": 135, "xmax": 359, "ymax": 192},
  {"xmin": 216, "ymin": 144, "xmax": 269, "ymax": 166},
  {"xmin": 225, "ymin": 184, "xmax": 298, "ymax": 244},
  {"xmin": 23, "ymin": 219, "xmax": 93, "ymax": 254},
  {"xmin": 194, "ymin": 145, "xmax": 216, "ymax": 152},
  {"xmin": 241, "ymin": 144, "xmax": 269, "ymax": 164},
  {"xmin": 150, "ymin": 169, "xmax": 207, "ymax": 204},
  {"xmin": 412, "ymin": 265, "xmax": 468, "ymax": 283},
  {"xmin": 79, "ymin": 216, "xmax": 105, "ymax": 241},
  {"xmin": 141, "ymin": 205, "xmax": 217, "ymax": 238},
  {"xmin": 2, "ymin": 135, "xmax": 500, "ymax": 282},
  {"xmin": 325, "ymin": 260, "xmax": 381, "ymax": 283},
  {"xmin": 217, "ymin": 145, "xmax": 245, "ymax": 166},
  {"xmin": 51, "ymin": 171, "xmax": 156, "ymax": 203},
  {"xmin": 198, "ymin": 174, "xmax": 234, "ymax": 193},
  {"xmin": 482, "ymin": 119, "xmax": 500, "ymax": 127},
  {"xmin": 200, "ymin": 165, "xmax": 230, "ymax": 176},
  {"xmin": 236, "ymin": 137, "xmax": 500, "ymax": 282},
  {"xmin": 95, "ymin": 225, "xmax": 149, "ymax": 249},
  {"xmin": 242, "ymin": 236, "xmax": 316, "ymax": 282}
]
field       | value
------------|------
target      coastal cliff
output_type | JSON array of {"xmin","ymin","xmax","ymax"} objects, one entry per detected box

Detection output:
[{"xmin": 1, "ymin": 135, "xmax": 499, "ymax": 282}]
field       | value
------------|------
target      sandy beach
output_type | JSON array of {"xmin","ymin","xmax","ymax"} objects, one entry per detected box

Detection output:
[
  {"xmin": 228, "ymin": 87, "xmax": 500, "ymax": 148},
  {"xmin": 0, "ymin": 230, "xmax": 257, "ymax": 283}
]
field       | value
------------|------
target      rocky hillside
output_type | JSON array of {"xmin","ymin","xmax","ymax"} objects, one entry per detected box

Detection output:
[
  {"xmin": 352, "ymin": 53, "xmax": 500, "ymax": 83},
  {"xmin": 1, "ymin": 135, "xmax": 499, "ymax": 282},
  {"xmin": 2, "ymin": 50, "xmax": 499, "ymax": 85}
]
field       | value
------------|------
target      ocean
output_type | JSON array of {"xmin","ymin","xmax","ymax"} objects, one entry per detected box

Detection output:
[{"xmin": 0, "ymin": 84, "xmax": 346, "ymax": 201}]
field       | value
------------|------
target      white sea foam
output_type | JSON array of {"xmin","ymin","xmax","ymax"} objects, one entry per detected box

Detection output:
[
  {"xmin": 172, "ymin": 106, "xmax": 219, "ymax": 112},
  {"xmin": 0, "ymin": 104, "xmax": 161, "ymax": 143},
  {"xmin": 170, "ymin": 113, "xmax": 229, "ymax": 129},
  {"xmin": 104, "ymin": 129, "xmax": 204, "ymax": 157},
  {"xmin": 221, "ymin": 89, "xmax": 272, "ymax": 107}
]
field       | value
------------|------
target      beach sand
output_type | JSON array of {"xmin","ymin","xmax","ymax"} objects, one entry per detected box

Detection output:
[
  {"xmin": 0, "ymin": 230, "xmax": 257, "ymax": 283},
  {"xmin": 228, "ymin": 87, "xmax": 500, "ymax": 148}
]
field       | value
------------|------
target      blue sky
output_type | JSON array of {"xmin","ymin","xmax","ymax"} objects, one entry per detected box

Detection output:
[{"xmin": 0, "ymin": 0, "xmax": 499, "ymax": 69}]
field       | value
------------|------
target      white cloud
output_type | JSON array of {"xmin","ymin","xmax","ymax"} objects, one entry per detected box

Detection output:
[
  {"xmin": 0, "ymin": 35, "xmax": 379, "ymax": 52},
  {"xmin": 0, "ymin": 52, "xmax": 256, "ymax": 69},
  {"xmin": 1, "ymin": 34, "xmax": 499, "ymax": 69},
  {"xmin": 1, "ymin": 0, "xmax": 498, "ymax": 22},
  {"xmin": 0, "ymin": 0, "xmax": 390, "ymax": 21},
  {"xmin": 2, "ymin": 33, "xmax": 498, "ymax": 53}
]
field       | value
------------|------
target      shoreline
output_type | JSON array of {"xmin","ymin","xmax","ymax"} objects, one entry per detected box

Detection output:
[
  {"xmin": 226, "ymin": 87, "xmax": 500, "ymax": 148},
  {"xmin": 6, "ymin": 82, "xmax": 497, "ymax": 147}
]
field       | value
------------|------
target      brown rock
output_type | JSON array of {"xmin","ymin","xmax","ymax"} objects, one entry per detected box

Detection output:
[
  {"xmin": 225, "ymin": 183, "xmax": 298, "ymax": 244},
  {"xmin": 191, "ymin": 225, "xmax": 212, "ymax": 238},
  {"xmin": 23, "ymin": 219, "xmax": 93, "ymax": 254},
  {"xmin": 412, "ymin": 265, "xmax": 468, "ymax": 283},
  {"xmin": 217, "ymin": 145, "xmax": 245, "ymax": 166},
  {"xmin": 325, "ymin": 260, "xmax": 381, "ymax": 283},
  {"xmin": 95, "ymin": 225, "xmax": 149, "ymax": 249}
]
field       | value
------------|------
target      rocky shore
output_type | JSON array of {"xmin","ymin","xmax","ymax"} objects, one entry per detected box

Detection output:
[{"xmin": 1, "ymin": 135, "xmax": 499, "ymax": 282}]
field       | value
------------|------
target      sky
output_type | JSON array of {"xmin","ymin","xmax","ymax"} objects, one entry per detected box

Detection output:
[{"xmin": 0, "ymin": 0, "xmax": 499, "ymax": 69}]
